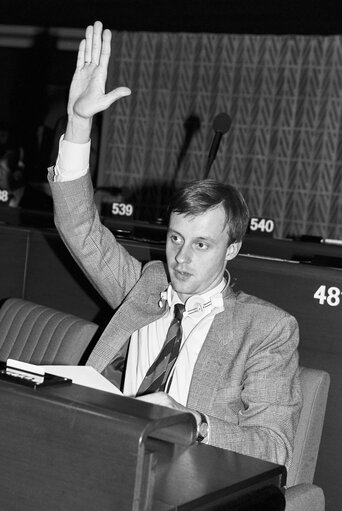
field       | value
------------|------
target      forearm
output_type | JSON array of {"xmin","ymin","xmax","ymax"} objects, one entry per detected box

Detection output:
[
  {"xmin": 65, "ymin": 114, "xmax": 92, "ymax": 145},
  {"xmin": 207, "ymin": 415, "xmax": 293, "ymax": 467}
]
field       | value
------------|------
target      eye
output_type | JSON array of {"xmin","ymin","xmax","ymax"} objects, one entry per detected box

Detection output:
[
  {"xmin": 169, "ymin": 233, "xmax": 183, "ymax": 245},
  {"xmin": 196, "ymin": 241, "xmax": 209, "ymax": 250}
]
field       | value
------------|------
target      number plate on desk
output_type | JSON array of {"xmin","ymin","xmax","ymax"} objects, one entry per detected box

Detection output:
[
  {"xmin": 248, "ymin": 217, "xmax": 275, "ymax": 237},
  {"xmin": 314, "ymin": 285, "xmax": 342, "ymax": 307},
  {"xmin": 0, "ymin": 188, "xmax": 10, "ymax": 205},
  {"xmin": 111, "ymin": 202, "xmax": 134, "ymax": 217}
]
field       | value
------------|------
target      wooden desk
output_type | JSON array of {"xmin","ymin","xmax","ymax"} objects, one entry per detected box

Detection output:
[
  {"xmin": 0, "ymin": 379, "xmax": 285, "ymax": 511},
  {"xmin": 153, "ymin": 442, "xmax": 285, "ymax": 510}
]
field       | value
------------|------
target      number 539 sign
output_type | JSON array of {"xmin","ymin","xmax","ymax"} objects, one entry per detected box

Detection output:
[{"xmin": 111, "ymin": 202, "xmax": 134, "ymax": 217}]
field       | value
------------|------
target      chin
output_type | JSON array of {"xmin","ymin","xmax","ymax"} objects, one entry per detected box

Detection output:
[
  {"xmin": 170, "ymin": 278, "xmax": 188, "ymax": 293},
  {"xmin": 172, "ymin": 282, "xmax": 198, "ymax": 300}
]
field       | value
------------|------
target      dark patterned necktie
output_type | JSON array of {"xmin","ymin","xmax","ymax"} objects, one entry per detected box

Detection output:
[{"xmin": 136, "ymin": 303, "xmax": 185, "ymax": 396}]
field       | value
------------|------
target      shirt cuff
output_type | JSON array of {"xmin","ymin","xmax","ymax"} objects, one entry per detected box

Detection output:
[{"xmin": 52, "ymin": 135, "xmax": 91, "ymax": 182}]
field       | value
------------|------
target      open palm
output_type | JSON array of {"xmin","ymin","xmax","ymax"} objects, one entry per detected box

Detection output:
[{"xmin": 68, "ymin": 22, "xmax": 130, "ymax": 120}]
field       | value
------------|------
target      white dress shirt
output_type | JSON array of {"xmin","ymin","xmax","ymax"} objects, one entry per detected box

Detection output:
[
  {"xmin": 52, "ymin": 136, "xmax": 90, "ymax": 182},
  {"xmin": 124, "ymin": 281, "xmax": 225, "ymax": 405}
]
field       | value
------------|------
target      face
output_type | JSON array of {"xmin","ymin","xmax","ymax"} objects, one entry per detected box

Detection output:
[{"xmin": 166, "ymin": 204, "xmax": 240, "ymax": 302}]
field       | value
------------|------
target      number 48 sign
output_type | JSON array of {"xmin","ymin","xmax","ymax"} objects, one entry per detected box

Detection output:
[{"xmin": 314, "ymin": 285, "xmax": 341, "ymax": 307}]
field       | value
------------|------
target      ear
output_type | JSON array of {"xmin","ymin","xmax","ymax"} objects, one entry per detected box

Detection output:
[{"xmin": 225, "ymin": 241, "xmax": 242, "ymax": 261}]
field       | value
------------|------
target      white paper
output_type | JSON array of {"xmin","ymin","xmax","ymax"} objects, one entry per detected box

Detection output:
[{"xmin": 6, "ymin": 359, "xmax": 122, "ymax": 395}]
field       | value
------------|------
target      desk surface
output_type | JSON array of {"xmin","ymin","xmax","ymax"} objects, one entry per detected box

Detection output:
[{"xmin": 0, "ymin": 379, "xmax": 286, "ymax": 511}]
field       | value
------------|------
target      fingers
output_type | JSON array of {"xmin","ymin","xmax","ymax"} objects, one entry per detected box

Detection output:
[
  {"xmin": 84, "ymin": 24, "xmax": 93, "ymax": 64},
  {"xmin": 91, "ymin": 21, "xmax": 103, "ymax": 65},
  {"xmin": 136, "ymin": 392, "xmax": 182, "ymax": 410},
  {"xmin": 77, "ymin": 21, "xmax": 110, "ymax": 69},
  {"xmin": 136, "ymin": 391, "xmax": 164, "ymax": 403},
  {"xmin": 76, "ymin": 38, "xmax": 86, "ymax": 69},
  {"xmin": 99, "ymin": 28, "xmax": 112, "ymax": 70},
  {"xmin": 76, "ymin": 25, "xmax": 94, "ymax": 69}
]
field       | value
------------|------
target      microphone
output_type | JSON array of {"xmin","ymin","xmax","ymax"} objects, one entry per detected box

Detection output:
[
  {"xmin": 204, "ymin": 112, "xmax": 232, "ymax": 178},
  {"xmin": 171, "ymin": 114, "xmax": 201, "ymax": 189}
]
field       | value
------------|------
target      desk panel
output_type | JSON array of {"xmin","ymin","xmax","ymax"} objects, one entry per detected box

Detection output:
[
  {"xmin": 0, "ymin": 379, "xmax": 285, "ymax": 511},
  {"xmin": 229, "ymin": 254, "xmax": 342, "ymax": 354},
  {"xmin": 153, "ymin": 443, "xmax": 285, "ymax": 510},
  {"xmin": 241, "ymin": 235, "xmax": 342, "ymax": 266}
]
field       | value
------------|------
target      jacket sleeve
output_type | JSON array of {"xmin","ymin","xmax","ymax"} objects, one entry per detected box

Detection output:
[
  {"xmin": 48, "ymin": 170, "xmax": 142, "ymax": 309},
  {"xmin": 206, "ymin": 313, "xmax": 302, "ymax": 470}
]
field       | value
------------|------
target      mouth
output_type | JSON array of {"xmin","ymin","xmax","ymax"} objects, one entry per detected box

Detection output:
[{"xmin": 172, "ymin": 268, "xmax": 192, "ymax": 280}]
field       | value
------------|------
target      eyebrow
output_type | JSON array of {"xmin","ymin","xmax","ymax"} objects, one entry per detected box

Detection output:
[{"xmin": 194, "ymin": 235, "xmax": 216, "ymax": 244}]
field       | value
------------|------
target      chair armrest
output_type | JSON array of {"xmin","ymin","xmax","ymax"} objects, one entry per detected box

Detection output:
[{"xmin": 285, "ymin": 483, "xmax": 325, "ymax": 511}]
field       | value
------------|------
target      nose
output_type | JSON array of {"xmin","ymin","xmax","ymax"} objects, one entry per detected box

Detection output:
[{"xmin": 175, "ymin": 243, "xmax": 191, "ymax": 264}]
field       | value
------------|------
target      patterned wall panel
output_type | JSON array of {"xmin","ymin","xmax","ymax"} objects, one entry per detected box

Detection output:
[{"xmin": 98, "ymin": 31, "xmax": 342, "ymax": 238}]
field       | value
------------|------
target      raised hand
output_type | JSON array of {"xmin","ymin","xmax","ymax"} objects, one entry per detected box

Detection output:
[{"xmin": 66, "ymin": 21, "xmax": 131, "ymax": 143}]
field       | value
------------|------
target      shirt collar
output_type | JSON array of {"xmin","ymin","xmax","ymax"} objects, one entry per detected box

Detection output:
[{"xmin": 161, "ymin": 278, "xmax": 226, "ymax": 309}]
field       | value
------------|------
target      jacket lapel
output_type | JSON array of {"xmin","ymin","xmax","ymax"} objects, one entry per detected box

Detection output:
[{"xmin": 87, "ymin": 261, "xmax": 169, "ymax": 372}]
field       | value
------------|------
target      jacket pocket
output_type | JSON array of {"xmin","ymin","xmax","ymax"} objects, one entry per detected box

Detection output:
[{"xmin": 213, "ymin": 384, "xmax": 244, "ymax": 423}]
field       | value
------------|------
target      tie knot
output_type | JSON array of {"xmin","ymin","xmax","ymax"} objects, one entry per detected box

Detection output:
[{"xmin": 174, "ymin": 303, "xmax": 185, "ymax": 321}]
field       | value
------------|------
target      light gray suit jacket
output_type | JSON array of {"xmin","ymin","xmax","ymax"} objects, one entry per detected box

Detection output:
[{"xmin": 49, "ymin": 171, "xmax": 302, "ymax": 469}]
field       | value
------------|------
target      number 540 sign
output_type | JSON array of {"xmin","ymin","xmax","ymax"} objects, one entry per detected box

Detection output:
[{"xmin": 248, "ymin": 217, "xmax": 275, "ymax": 236}]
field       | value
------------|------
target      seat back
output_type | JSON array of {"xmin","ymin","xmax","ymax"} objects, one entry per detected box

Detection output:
[
  {"xmin": 0, "ymin": 298, "xmax": 99, "ymax": 365},
  {"xmin": 287, "ymin": 366, "xmax": 330, "ymax": 487}
]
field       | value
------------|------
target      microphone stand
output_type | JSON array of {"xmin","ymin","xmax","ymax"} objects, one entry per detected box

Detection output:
[{"xmin": 204, "ymin": 112, "xmax": 231, "ymax": 179}]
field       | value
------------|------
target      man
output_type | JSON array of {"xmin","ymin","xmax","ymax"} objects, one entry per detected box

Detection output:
[
  {"xmin": 48, "ymin": 21, "xmax": 302, "ymax": 469},
  {"xmin": 0, "ymin": 125, "xmax": 52, "ymax": 211}
]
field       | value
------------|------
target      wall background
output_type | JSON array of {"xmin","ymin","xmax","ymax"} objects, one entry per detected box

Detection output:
[
  {"xmin": 99, "ymin": 31, "xmax": 342, "ymax": 239},
  {"xmin": 2, "ymin": 2, "xmax": 342, "ymax": 239}
]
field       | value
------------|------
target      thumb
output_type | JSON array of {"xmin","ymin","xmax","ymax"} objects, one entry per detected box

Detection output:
[{"xmin": 102, "ymin": 86, "xmax": 131, "ymax": 109}]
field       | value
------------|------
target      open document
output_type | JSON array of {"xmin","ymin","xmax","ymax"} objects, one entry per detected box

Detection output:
[{"xmin": 6, "ymin": 358, "xmax": 122, "ymax": 395}]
